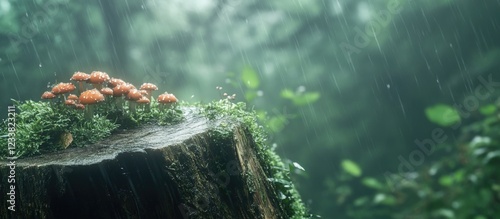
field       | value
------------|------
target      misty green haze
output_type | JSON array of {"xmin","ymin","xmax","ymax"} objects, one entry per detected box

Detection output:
[{"xmin": 1, "ymin": 0, "xmax": 500, "ymax": 218}]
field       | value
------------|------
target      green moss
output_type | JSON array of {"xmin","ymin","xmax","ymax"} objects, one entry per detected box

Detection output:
[
  {"xmin": 105, "ymin": 101, "xmax": 184, "ymax": 129},
  {"xmin": 201, "ymin": 99, "xmax": 310, "ymax": 218},
  {"xmin": 0, "ymin": 98, "xmax": 184, "ymax": 159},
  {"xmin": 0, "ymin": 97, "xmax": 309, "ymax": 217}
]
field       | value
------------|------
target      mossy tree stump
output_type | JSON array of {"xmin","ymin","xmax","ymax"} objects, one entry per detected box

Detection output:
[{"xmin": 0, "ymin": 108, "xmax": 300, "ymax": 218}]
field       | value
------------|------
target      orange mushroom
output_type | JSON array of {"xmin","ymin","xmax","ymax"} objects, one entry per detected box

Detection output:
[
  {"xmin": 108, "ymin": 78, "xmax": 125, "ymax": 88},
  {"xmin": 136, "ymin": 96, "xmax": 150, "ymax": 111},
  {"xmin": 52, "ymin": 83, "xmax": 76, "ymax": 95},
  {"xmin": 68, "ymin": 94, "xmax": 79, "ymax": 101},
  {"xmin": 126, "ymin": 89, "xmax": 142, "ymax": 113},
  {"xmin": 112, "ymin": 83, "xmax": 132, "ymax": 97},
  {"xmin": 158, "ymin": 92, "xmax": 177, "ymax": 110},
  {"xmin": 87, "ymin": 71, "xmax": 110, "ymax": 90},
  {"xmin": 64, "ymin": 99, "xmax": 76, "ymax": 106},
  {"xmin": 74, "ymin": 104, "xmax": 85, "ymax": 110},
  {"xmin": 100, "ymin": 88, "xmax": 113, "ymax": 96},
  {"xmin": 70, "ymin": 71, "xmax": 90, "ymax": 93},
  {"xmin": 79, "ymin": 89, "xmax": 105, "ymax": 119},
  {"xmin": 41, "ymin": 91, "xmax": 56, "ymax": 100},
  {"xmin": 139, "ymin": 83, "xmax": 158, "ymax": 99}
]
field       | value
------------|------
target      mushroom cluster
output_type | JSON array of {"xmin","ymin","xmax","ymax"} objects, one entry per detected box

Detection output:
[{"xmin": 41, "ymin": 71, "xmax": 178, "ymax": 119}]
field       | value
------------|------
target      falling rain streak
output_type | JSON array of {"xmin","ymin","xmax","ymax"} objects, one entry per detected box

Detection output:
[{"xmin": 0, "ymin": 0, "xmax": 499, "ymax": 218}]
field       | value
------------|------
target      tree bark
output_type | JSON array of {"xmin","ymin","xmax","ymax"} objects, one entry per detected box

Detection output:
[{"xmin": 0, "ymin": 110, "xmax": 292, "ymax": 219}]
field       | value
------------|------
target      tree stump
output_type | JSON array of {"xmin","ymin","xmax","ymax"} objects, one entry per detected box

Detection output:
[{"xmin": 0, "ymin": 108, "xmax": 296, "ymax": 219}]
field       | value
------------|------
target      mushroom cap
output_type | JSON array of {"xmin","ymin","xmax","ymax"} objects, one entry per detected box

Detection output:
[
  {"xmin": 126, "ymin": 89, "xmax": 142, "ymax": 100},
  {"xmin": 52, "ymin": 83, "xmax": 76, "ymax": 95},
  {"xmin": 88, "ymin": 71, "xmax": 110, "ymax": 84},
  {"xmin": 158, "ymin": 93, "xmax": 177, "ymax": 103},
  {"xmin": 70, "ymin": 72, "xmax": 90, "ymax": 81},
  {"xmin": 68, "ymin": 94, "xmax": 79, "ymax": 101},
  {"xmin": 113, "ymin": 83, "xmax": 131, "ymax": 97},
  {"xmin": 79, "ymin": 89, "xmax": 105, "ymax": 105},
  {"xmin": 41, "ymin": 91, "xmax": 56, "ymax": 99},
  {"xmin": 127, "ymin": 83, "xmax": 137, "ymax": 90},
  {"xmin": 108, "ymin": 78, "xmax": 125, "ymax": 87},
  {"xmin": 139, "ymin": 89, "xmax": 148, "ymax": 96},
  {"xmin": 136, "ymin": 96, "xmax": 150, "ymax": 104},
  {"xmin": 140, "ymin": 83, "xmax": 158, "ymax": 91},
  {"xmin": 100, "ymin": 87, "xmax": 113, "ymax": 96},
  {"xmin": 74, "ymin": 104, "xmax": 85, "ymax": 110},
  {"xmin": 64, "ymin": 99, "xmax": 76, "ymax": 106}
]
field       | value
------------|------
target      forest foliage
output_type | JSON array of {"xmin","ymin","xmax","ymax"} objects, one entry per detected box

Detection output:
[{"xmin": 1, "ymin": 0, "xmax": 500, "ymax": 218}]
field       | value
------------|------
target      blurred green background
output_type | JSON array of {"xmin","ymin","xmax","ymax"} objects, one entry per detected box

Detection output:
[{"xmin": 1, "ymin": 0, "xmax": 500, "ymax": 218}]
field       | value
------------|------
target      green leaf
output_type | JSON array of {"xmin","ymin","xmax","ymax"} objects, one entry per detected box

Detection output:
[
  {"xmin": 479, "ymin": 104, "xmax": 497, "ymax": 116},
  {"xmin": 292, "ymin": 162, "xmax": 306, "ymax": 172},
  {"xmin": 292, "ymin": 92, "xmax": 320, "ymax": 106},
  {"xmin": 267, "ymin": 115, "xmax": 288, "ymax": 133},
  {"xmin": 280, "ymin": 89, "xmax": 295, "ymax": 99},
  {"xmin": 341, "ymin": 159, "xmax": 362, "ymax": 177},
  {"xmin": 267, "ymin": 178, "xmax": 291, "ymax": 185},
  {"xmin": 373, "ymin": 193, "xmax": 396, "ymax": 205},
  {"xmin": 438, "ymin": 170, "xmax": 464, "ymax": 186},
  {"xmin": 431, "ymin": 209, "xmax": 455, "ymax": 219},
  {"xmin": 425, "ymin": 104, "xmax": 461, "ymax": 127},
  {"xmin": 354, "ymin": 197, "xmax": 369, "ymax": 206},
  {"xmin": 241, "ymin": 66, "xmax": 260, "ymax": 89},
  {"xmin": 483, "ymin": 150, "xmax": 500, "ymax": 164},
  {"xmin": 245, "ymin": 90, "xmax": 258, "ymax": 102},
  {"xmin": 362, "ymin": 177, "xmax": 384, "ymax": 190}
]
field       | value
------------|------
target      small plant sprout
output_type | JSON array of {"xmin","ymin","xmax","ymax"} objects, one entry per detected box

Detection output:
[
  {"xmin": 216, "ymin": 86, "xmax": 223, "ymax": 97},
  {"xmin": 226, "ymin": 93, "xmax": 236, "ymax": 100},
  {"xmin": 70, "ymin": 71, "xmax": 90, "ymax": 94}
]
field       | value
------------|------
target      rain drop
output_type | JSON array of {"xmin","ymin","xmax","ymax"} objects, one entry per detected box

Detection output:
[{"xmin": 297, "ymin": 86, "xmax": 306, "ymax": 93}]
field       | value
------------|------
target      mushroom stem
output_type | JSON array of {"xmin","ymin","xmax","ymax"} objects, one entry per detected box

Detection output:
[
  {"xmin": 145, "ymin": 92, "xmax": 152, "ymax": 112},
  {"xmin": 129, "ymin": 101, "xmax": 136, "ymax": 114},
  {"xmin": 84, "ymin": 105, "xmax": 94, "ymax": 120},
  {"xmin": 78, "ymin": 82, "xmax": 85, "ymax": 94},
  {"xmin": 117, "ymin": 98, "xmax": 124, "ymax": 112},
  {"xmin": 93, "ymin": 84, "xmax": 103, "ymax": 90}
]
